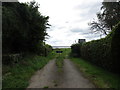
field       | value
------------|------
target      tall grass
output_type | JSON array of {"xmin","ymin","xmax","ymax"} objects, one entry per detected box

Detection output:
[
  {"xmin": 56, "ymin": 55, "xmax": 64, "ymax": 72},
  {"xmin": 55, "ymin": 48, "xmax": 71, "ymax": 72},
  {"xmin": 2, "ymin": 52, "xmax": 55, "ymax": 89},
  {"xmin": 70, "ymin": 57, "xmax": 120, "ymax": 89}
]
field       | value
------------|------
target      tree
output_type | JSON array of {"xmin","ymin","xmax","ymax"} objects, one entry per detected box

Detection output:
[
  {"xmin": 101, "ymin": 2, "xmax": 120, "ymax": 29},
  {"xmin": 2, "ymin": 1, "xmax": 50, "ymax": 54},
  {"xmin": 89, "ymin": 2, "xmax": 120, "ymax": 35}
]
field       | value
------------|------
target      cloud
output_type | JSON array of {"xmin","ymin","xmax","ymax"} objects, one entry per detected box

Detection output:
[
  {"xmin": 74, "ymin": 2, "xmax": 102, "ymax": 21},
  {"xmin": 70, "ymin": 27, "xmax": 89, "ymax": 34},
  {"xmin": 55, "ymin": 26, "xmax": 66, "ymax": 30},
  {"xmin": 70, "ymin": 28, "xmax": 82, "ymax": 33},
  {"xmin": 84, "ymin": 34, "xmax": 100, "ymax": 39},
  {"xmin": 19, "ymin": 0, "xmax": 103, "ymax": 46}
]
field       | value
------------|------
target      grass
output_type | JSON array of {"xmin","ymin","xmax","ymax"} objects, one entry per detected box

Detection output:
[
  {"xmin": 70, "ymin": 57, "xmax": 120, "ymax": 89},
  {"xmin": 55, "ymin": 48, "xmax": 70, "ymax": 72},
  {"xmin": 43, "ymin": 86, "xmax": 49, "ymax": 88},
  {"xmin": 2, "ymin": 52, "xmax": 55, "ymax": 89},
  {"xmin": 56, "ymin": 55, "xmax": 64, "ymax": 72}
]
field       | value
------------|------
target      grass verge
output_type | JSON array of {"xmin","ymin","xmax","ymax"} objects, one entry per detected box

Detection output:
[
  {"xmin": 55, "ymin": 48, "xmax": 71, "ymax": 72},
  {"xmin": 70, "ymin": 57, "xmax": 120, "ymax": 89},
  {"xmin": 56, "ymin": 55, "xmax": 64, "ymax": 72},
  {"xmin": 2, "ymin": 52, "xmax": 55, "ymax": 89}
]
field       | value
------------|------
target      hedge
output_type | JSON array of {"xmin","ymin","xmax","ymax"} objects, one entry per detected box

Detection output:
[
  {"xmin": 111, "ymin": 22, "xmax": 120, "ymax": 73},
  {"xmin": 71, "ymin": 43, "xmax": 82, "ymax": 57},
  {"xmin": 2, "ymin": 54, "xmax": 23, "ymax": 65},
  {"xmin": 2, "ymin": 44, "xmax": 53, "ymax": 65},
  {"xmin": 81, "ymin": 37, "xmax": 113, "ymax": 72},
  {"xmin": 71, "ymin": 22, "xmax": 120, "ymax": 73}
]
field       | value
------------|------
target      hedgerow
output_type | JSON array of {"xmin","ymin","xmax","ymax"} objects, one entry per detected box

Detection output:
[
  {"xmin": 111, "ymin": 22, "xmax": 120, "ymax": 73},
  {"xmin": 71, "ymin": 22, "xmax": 120, "ymax": 73},
  {"xmin": 71, "ymin": 43, "xmax": 82, "ymax": 57}
]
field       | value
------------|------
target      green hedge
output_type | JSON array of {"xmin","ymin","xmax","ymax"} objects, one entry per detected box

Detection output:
[
  {"xmin": 81, "ymin": 37, "xmax": 113, "ymax": 72},
  {"xmin": 2, "ymin": 54, "xmax": 23, "ymax": 65},
  {"xmin": 71, "ymin": 43, "xmax": 82, "ymax": 57},
  {"xmin": 2, "ymin": 44, "xmax": 53, "ymax": 65},
  {"xmin": 71, "ymin": 22, "xmax": 120, "ymax": 73},
  {"xmin": 111, "ymin": 22, "xmax": 120, "ymax": 73}
]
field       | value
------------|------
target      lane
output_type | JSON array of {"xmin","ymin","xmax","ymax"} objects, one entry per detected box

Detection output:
[
  {"xmin": 27, "ymin": 59, "xmax": 58, "ymax": 88},
  {"xmin": 27, "ymin": 59, "xmax": 95, "ymax": 88},
  {"xmin": 58, "ymin": 59, "xmax": 95, "ymax": 88}
]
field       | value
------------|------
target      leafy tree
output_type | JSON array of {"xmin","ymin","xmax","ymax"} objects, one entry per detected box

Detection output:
[
  {"xmin": 89, "ymin": 2, "xmax": 120, "ymax": 35},
  {"xmin": 2, "ymin": 1, "xmax": 50, "ymax": 54}
]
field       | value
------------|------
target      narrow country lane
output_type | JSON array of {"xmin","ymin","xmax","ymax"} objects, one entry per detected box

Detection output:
[
  {"xmin": 27, "ymin": 59, "xmax": 58, "ymax": 88},
  {"xmin": 58, "ymin": 59, "xmax": 95, "ymax": 88},
  {"xmin": 27, "ymin": 59, "xmax": 95, "ymax": 88}
]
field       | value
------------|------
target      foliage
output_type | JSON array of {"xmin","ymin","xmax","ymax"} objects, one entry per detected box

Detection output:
[
  {"xmin": 111, "ymin": 22, "xmax": 120, "ymax": 73},
  {"xmin": 71, "ymin": 43, "xmax": 82, "ymax": 57},
  {"xmin": 2, "ymin": 2, "xmax": 53, "ymax": 65},
  {"xmin": 71, "ymin": 22, "xmax": 120, "ymax": 73},
  {"xmin": 55, "ymin": 48, "xmax": 71, "ymax": 72},
  {"xmin": 101, "ymin": 2, "xmax": 120, "ymax": 29},
  {"xmin": 89, "ymin": 2, "xmax": 120, "ymax": 35},
  {"xmin": 2, "ymin": 43, "xmax": 53, "ymax": 65},
  {"xmin": 44, "ymin": 44, "xmax": 53, "ymax": 56},
  {"xmin": 56, "ymin": 56, "xmax": 64, "ymax": 72},
  {"xmin": 81, "ymin": 37, "xmax": 113, "ymax": 72},
  {"xmin": 2, "ymin": 2, "xmax": 50, "ymax": 54},
  {"xmin": 2, "ymin": 52, "xmax": 55, "ymax": 89},
  {"xmin": 70, "ymin": 57, "xmax": 120, "ymax": 89},
  {"xmin": 2, "ymin": 54, "xmax": 23, "ymax": 65}
]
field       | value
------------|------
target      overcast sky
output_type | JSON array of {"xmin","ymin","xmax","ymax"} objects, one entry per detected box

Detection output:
[{"xmin": 19, "ymin": 0, "xmax": 104, "ymax": 46}]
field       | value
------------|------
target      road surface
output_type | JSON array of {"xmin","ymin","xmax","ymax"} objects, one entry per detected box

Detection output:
[{"xmin": 27, "ymin": 59, "xmax": 95, "ymax": 88}]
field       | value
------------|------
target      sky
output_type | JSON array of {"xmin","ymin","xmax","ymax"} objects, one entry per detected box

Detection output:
[{"xmin": 19, "ymin": 0, "xmax": 104, "ymax": 46}]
